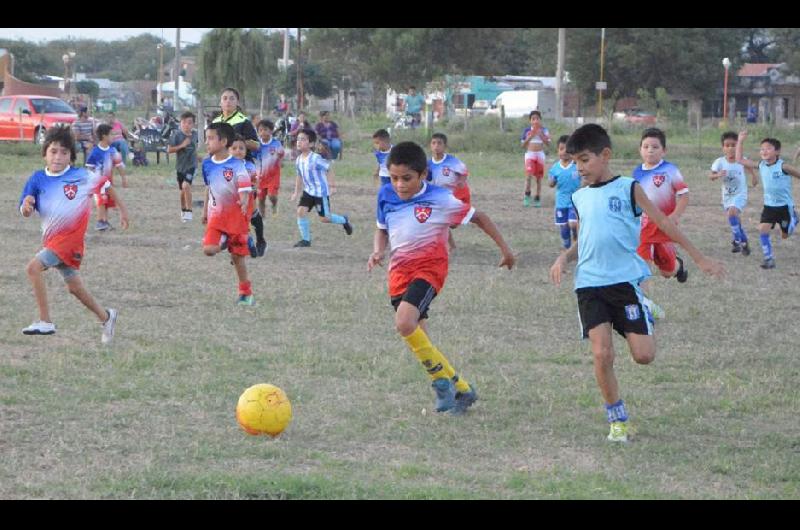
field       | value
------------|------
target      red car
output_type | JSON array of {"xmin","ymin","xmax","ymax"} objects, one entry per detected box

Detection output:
[
  {"xmin": 624, "ymin": 109, "xmax": 657, "ymax": 125},
  {"xmin": 0, "ymin": 95, "xmax": 78, "ymax": 143}
]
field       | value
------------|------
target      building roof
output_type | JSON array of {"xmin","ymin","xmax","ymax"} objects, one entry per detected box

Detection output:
[{"xmin": 737, "ymin": 63, "xmax": 782, "ymax": 77}]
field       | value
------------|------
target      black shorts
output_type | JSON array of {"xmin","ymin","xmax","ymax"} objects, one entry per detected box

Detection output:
[
  {"xmin": 298, "ymin": 191, "xmax": 330, "ymax": 217},
  {"xmin": 760, "ymin": 205, "xmax": 791, "ymax": 234},
  {"xmin": 177, "ymin": 169, "xmax": 195, "ymax": 189},
  {"xmin": 390, "ymin": 279, "xmax": 437, "ymax": 320},
  {"xmin": 576, "ymin": 282, "xmax": 653, "ymax": 339}
]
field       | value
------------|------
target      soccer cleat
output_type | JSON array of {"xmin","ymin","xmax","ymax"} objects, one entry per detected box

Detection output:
[
  {"xmin": 523, "ymin": 195, "xmax": 531, "ymax": 207},
  {"xmin": 219, "ymin": 234, "xmax": 228, "ymax": 251},
  {"xmin": 256, "ymin": 239, "xmax": 268, "ymax": 257},
  {"xmin": 675, "ymin": 256, "xmax": 688, "ymax": 283},
  {"xmin": 741, "ymin": 242, "xmax": 751, "ymax": 256},
  {"xmin": 451, "ymin": 385, "xmax": 479, "ymax": 415},
  {"xmin": 22, "ymin": 321, "xmax": 56, "ymax": 335},
  {"xmin": 431, "ymin": 378, "xmax": 457, "ymax": 413},
  {"xmin": 731, "ymin": 241, "xmax": 741, "ymax": 253},
  {"xmin": 95, "ymin": 220, "xmax": 110, "ymax": 231},
  {"xmin": 761, "ymin": 257, "xmax": 776, "ymax": 269},
  {"xmin": 247, "ymin": 235, "xmax": 258, "ymax": 258},
  {"xmin": 101, "ymin": 308, "xmax": 117, "ymax": 344},
  {"xmin": 237, "ymin": 294, "xmax": 255, "ymax": 306},
  {"xmin": 293, "ymin": 239, "xmax": 311, "ymax": 248},
  {"xmin": 533, "ymin": 196, "xmax": 541, "ymax": 208},
  {"xmin": 342, "ymin": 216, "xmax": 353, "ymax": 235},
  {"xmin": 607, "ymin": 421, "xmax": 629, "ymax": 443}
]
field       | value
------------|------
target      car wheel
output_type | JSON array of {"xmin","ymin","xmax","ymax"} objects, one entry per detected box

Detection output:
[{"xmin": 35, "ymin": 127, "xmax": 46, "ymax": 145}]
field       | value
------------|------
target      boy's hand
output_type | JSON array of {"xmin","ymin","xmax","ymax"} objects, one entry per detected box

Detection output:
[
  {"xmin": 738, "ymin": 130, "xmax": 748, "ymax": 140},
  {"xmin": 697, "ymin": 256, "xmax": 726, "ymax": 279},
  {"xmin": 120, "ymin": 212, "xmax": 129, "ymax": 230},
  {"xmin": 549, "ymin": 254, "xmax": 567, "ymax": 286},
  {"xmin": 367, "ymin": 251, "xmax": 384, "ymax": 271},
  {"xmin": 329, "ymin": 185, "xmax": 337, "ymax": 195},
  {"xmin": 20, "ymin": 196, "xmax": 35, "ymax": 216},
  {"xmin": 498, "ymin": 249, "xmax": 516, "ymax": 270},
  {"xmin": 291, "ymin": 191, "xmax": 298, "ymax": 201}
]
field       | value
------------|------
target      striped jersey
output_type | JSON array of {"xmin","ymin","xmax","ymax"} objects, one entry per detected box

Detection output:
[
  {"xmin": 572, "ymin": 176, "xmax": 650, "ymax": 289},
  {"xmin": 296, "ymin": 151, "xmax": 331, "ymax": 197},
  {"xmin": 86, "ymin": 144, "xmax": 124, "ymax": 182},
  {"xmin": 632, "ymin": 159, "xmax": 689, "ymax": 243},
  {"xmin": 759, "ymin": 159, "xmax": 794, "ymax": 207},
  {"xmin": 202, "ymin": 155, "xmax": 250, "ymax": 235},
  {"xmin": 256, "ymin": 138, "xmax": 285, "ymax": 181},
  {"xmin": 548, "ymin": 160, "xmax": 582, "ymax": 209},
  {"xmin": 427, "ymin": 154, "xmax": 469, "ymax": 192},
  {"xmin": 376, "ymin": 181, "xmax": 474, "ymax": 297},
  {"xmin": 19, "ymin": 165, "xmax": 111, "ymax": 268}
]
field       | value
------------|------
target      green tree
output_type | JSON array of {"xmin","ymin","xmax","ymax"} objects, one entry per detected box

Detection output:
[{"xmin": 75, "ymin": 80, "xmax": 99, "ymax": 99}]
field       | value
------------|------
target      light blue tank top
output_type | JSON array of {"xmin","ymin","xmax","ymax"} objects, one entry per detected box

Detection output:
[{"xmin": 759, "ymin": 159, "xmax": 794, "ymax": 208}]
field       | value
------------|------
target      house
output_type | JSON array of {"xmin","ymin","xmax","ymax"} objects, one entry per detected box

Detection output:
[{"xmin": 725, "ymin": 63, "xmax": 800, "ymax": 124}]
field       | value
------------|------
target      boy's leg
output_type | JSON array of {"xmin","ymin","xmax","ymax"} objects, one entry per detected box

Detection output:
[
  {"xmin": 231, "ymin": 253, "xmax": 253, "ymax": 302},
  {"xmin": 296, "ymin": 204, "xmax": 312, "ymax": 244},
  {"xmin": 448, "ymin": 230, "xmax": 456, "ymax": 251},
  {"xmin": 182, "ymin": 182, "xmax": 193, "ymax": 214},
  {"xmin": 588, "ymin": 324, "xmax": 620, "ymax": 406},
  {"xmin": 203, "ymin": 227, "xmax": 224, "ymax": 256},
  {"xmin": 758, "ymin": 221, "xmax": 775, "ymax": 267},
  {"xmin": 26, "ymin": 257, "xmax": 52, "ymax": 323},
  {"xmin": 64, "ymin": 275, "xmax": 110, "ymax": 322},
  {"xmin": 318, "ymin": 196, "xmax": 353, "ymax": 235},
  {"xmin": 570, "ymin": 220, "xmax": 579, "ymax": 243},
  {"xmin": 523, "ymin": 158, "xmax": 533, "ymax": 206},
  {"xmin": 269, "ymin": 194, "xmax": 279, "ymax": 213}
]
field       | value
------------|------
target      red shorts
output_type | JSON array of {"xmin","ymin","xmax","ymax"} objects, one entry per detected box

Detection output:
[
  {"xmin": 258, "ymin": 173, "xmax": 280, "ymax": 198},
  {"xmin": 525, "ymin": 152, "xmax": 545, "ymax": 179},
  {"xmin": 453, "ymin": 184, "xmax": 471, "ymax": 204},
  {"xmin": 94, "ymin": 192, "xmax": 116, "ymax": 209},
  {"xmin": 203, "ymin": 227, "xmax": 250, "ymax": 256},
  {"xmin": 637, "ymin": 241, "xmax": 677, "ymax": 275}
]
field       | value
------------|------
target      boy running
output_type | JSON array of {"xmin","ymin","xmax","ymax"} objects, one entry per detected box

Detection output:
[
  {"xmin": 427, "ymin": 132, "xmax": 470, "ymax": 250},
  {"xmin": 368, "ymin": 141, "xmax": 515, "ymax": 414},
  {"xmin": 19, "ymin": 126, "xmax": 129, "ymax": 343},
  {"xmin": 550, "ymin": 124, "xmax": 724, "ymax": 443},
  {"xmin": 86, "ymin": 123, "xmax": 128, "ymax": 231},
  {"xmin": 167, "ymin": 111, "xmax": 198, "ymax": 223},
  {"xmin": 521, "ymin": 110, "xmax": 551, "ymax": 207},
  {"xmin": 547, "ymin": 134, "xmax": 582, "ymax": 250},
  {"xmin": 709, "ymin": 131, "xmax": 752, "ymax": 255},
  {"xmin": 229, "ymin": 134, "xmax": 260, "ymax": 259},
  {"xmin": 255, "ymin": 119, "xmax": 284, "ymax": 219},
  {"xmin": 373, "ymin": 129, "xmax": 393, "ymax": 186}
]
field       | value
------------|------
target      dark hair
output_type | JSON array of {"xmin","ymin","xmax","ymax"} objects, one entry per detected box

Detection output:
[
  {"xmin": 42, "ymin": 125, "xmax": 77, "ymax": 162},
  {"xmin": 222, "ymin": 87, "xmax": 240, "ymax": 100},
  {"xmin": 431, "ymin": 132, "xmax": 448, "ymax": 145},
  {"xmin": 529, "ymin": 110, "xmax": 542, "ymax": 119},
  {"xmin": 232, "ymin": 133, "xmax": 247, "ymax": 144},
  {"xmin": 180, "ymin": 111, "xmax": 196, "ymax": 122},
  {"xmin": 557, "ymin": 134, "xmax": 570, "ymax": 146},
  {"xmin": 207, "ymin": 122, "xmax": 236, "ymax": 147},
  {"xmin": 565, "ymin": 124, "xmax": 612, "ymax": 155},
  {"xmin": 96, "ymin": 123, "xmax": 112, "ymax": 140},
  {"xmin": 409, "ymin": 85, "xmax": 416, "ymax": 90},
  {"xmin": 319, "ymin": 110, "xmax": 329, "ymax": 118},
  {"xmin": 373, "ymin": 128, "xmax": 390, "ymax": 140},
  {"xmin": 257, "ymin": 119, "xmax": 275, "ymax": 131},
  {"xmin": 641, "ymin": 127, "xmax": 666, "ymax": 149},
  {"xmin": 299, "ymin": 128, "xmax": 317, "ymax": 144},
  {"xmin": 761, "ymin": 137, "xmax": 781, "ymax": 151},
  {"xmin": 387, "ymin": 141, "xmax": 427, "ymax": 174},
  {"xmin": 720, "ymin": 131, "xmax": 738, "ymax": 144}
]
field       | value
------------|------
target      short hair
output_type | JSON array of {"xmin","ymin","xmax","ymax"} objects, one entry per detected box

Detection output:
[
  {"xmin": 565, "ymin": 124, "xmax": 612, "ymax": 155},
  {"xmin": 557, "ymin": 134, "xmax": 570, "ymax": 146},
  {"xmin": 409, "ymin": 85, "xmax": 416, "ymax": 90},
  {"xmin": 42, "ymin": 125, "xmax": 77, "ymax": 162},
  {"xmin": 207, "ymin": 122, "xmax": 235, "ymax": 147},
  {"xmin": 222, "ymin": 87, "xmax": 240, "ymax": 100},
  {"xmin": 180, "ymin": 111, "xmax": 196, "ymax": 122},
  {"xmin": 641, "ymin": 127, "xmax": 667, "ymax": 149},
  {"xmin": 319, "ymin": 110, "xmax": 329, "ymax": 118},
  {"xmin": 529, "ymin": 110, "xmax": 542, "ymax": 119},
  {"xmin": 373, "ymin": 129, "xmax": 390, "ymax": 140},
  {"xmin": 720, "ymin": 131, "xmax": 738, "ymax": 144},
  {"xmin": 232, "ymin": 133, "xmax": 247, "ymax": 145},
  {"xmin": 387, "ymin": 141, "xmax": 427, "ymax": 174},
  {"xmin": 299, "ymin": 128, "xmax": 317, "ymax": 144},
  {"xmin": 761, "ymin": 137, "xmax": 781, "ymax": 151},
  {"xmin": 257, "ymin": 119, "xmax": 274, "ymax": 131},
  {"xmin": 431, "ymin": 132, "xmax": 448, "ymax": 145},
  {"xmin": 96, "ymin": 123, "xmax": 112, "ymax": 140}
]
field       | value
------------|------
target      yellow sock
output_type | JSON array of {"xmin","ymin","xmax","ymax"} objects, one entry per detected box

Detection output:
[{"xmin": 402, "ymin": 327, "xmax": 471, "ymax": 392}]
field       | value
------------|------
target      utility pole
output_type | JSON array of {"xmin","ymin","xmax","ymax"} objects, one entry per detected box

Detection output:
[
  {"xmin": 297, "ymin": 28, "xmax": 304, "ymax": 111},
  {"xmin": 174, "ymin": 28, "xmax": 181, "ymax": 110},
  {"xmin": 596, "ymin": 28, "xmax": 606, "ymax": 118},
  {"xmin": 555, "ymin": 28, "xmax": 565, "ymax": 121}
]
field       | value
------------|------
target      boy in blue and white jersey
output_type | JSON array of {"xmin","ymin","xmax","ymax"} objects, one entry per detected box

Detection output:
[
  {"xmin": 373, "ymin": 129, "xmax": 393, "ymax": 186},
  {"xmin": 290, "ymin": 129, "xmax": 353, "ymax": 247},
  {"xmin": 547, "ymin": 135, "xmax": 582, "ymax": 250},
  {"xmin": 710, "ymin": 131, "xmax": 753, "ymax": 255},
  {"xmin": 735, "ymin": 130, "xmax": 800, "ymax": 269},
  {"xmin": 550, "ymin": 124, "xmax": 724, "ymax": 443}
]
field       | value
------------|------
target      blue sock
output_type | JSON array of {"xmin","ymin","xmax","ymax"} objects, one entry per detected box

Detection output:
[
  {"xmin": 738, "ymin": 223, "xmax": 748, "ymax": 243},
  {"xmin": 559, "ymin": 225, "xmax": 572, "ymax": 249},
  {"xmin": 328, "ymin": 213, "xmax": 346, "ymax": 225},
  {"xmin": 605, "ymin": 399, "xmax": 628, "ymax": 423},
  {"xmin": 728, "ymin": 215, "xmax": 741, "ymax": 243},
  {"xmin": 760, "ymin": 233, "xmax": 772, "ymax": 259},
  {"xmin": 297, "ymin": 217, "xmax": 311, "ymax": 242}
]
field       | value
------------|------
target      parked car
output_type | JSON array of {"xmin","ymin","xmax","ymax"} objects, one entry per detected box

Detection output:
[
  {"xmin": 0, "ymin": 95, "xmax": 78, "ymax": 143},
  {"xmin": 623, "ymin": 109, "xmax": 656, "ymax": 125},
  {"xmin": 469, "ymin": 99, "xmax": 492, "ymax": 116}
]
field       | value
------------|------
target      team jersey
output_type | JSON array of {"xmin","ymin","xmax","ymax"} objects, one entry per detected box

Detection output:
[
  {"xmin": 548, "ymin": 160, "xmax": 582, "ymax": 209},
  {"xmin": 520, "ymin": 126, "xmax": 551, "ymax": 147},
  {"xmin": 375, "ymin": 146, "xmax": 392, "ymax": 182},
  {"xmin": 377, "ymin": 181, "xmax": 475, "ymax": 297},
  {"xmin": 572, "ymin": 176, "xmax": 651, "ymax": 289},
  {"xmin": 296, "ymin": 152, "xmax": 331, "ymax": 197},
  {"xmin": 632, "ymin": 159, "xmax": 689, "ymax": 243},
  {"xmin": 85, "ymin": 144, "xmax": 124, "ymax": 181},
  {"xmin": 427, "ymin": 154, "xmax": 469, "ymax": 192},
  {"xmin": 19, "ymin": 166, "xmax": 111, "ymax": 269},
  {"xmin": 711, "ymin": 157, "xmax": 748, "ymax": 205},
  {"xmin": 256, "ymin": 138, "xmax": 285, "ymax": 181},
  {"xmin": 759, "ymin": 159, "xmax": 794, "ymax": 207},
  {"xmin": 202, "ymin": 155, "xmax": 251, "ymax": 235}
]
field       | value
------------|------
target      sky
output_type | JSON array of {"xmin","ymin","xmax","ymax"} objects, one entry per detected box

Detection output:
[{"xmin": 0, "ymin": 28, "xmax": 289, "ymax": 44}]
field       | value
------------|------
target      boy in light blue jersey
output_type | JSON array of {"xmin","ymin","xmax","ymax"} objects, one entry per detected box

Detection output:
[
  {"xmin": 710, "ymin": 131, "xmax": 754, "ymax": 255},
  {"xmin": 290, "ymin": 129, "xmax": 353, "ymax": 247},
  {"xmin": 547, "ymin": 135, "xmax": 582, "ymax": 250},
  {"xmin": 550, "ymin": 124, "xmax": 724, "ymax": 443},
  {"xmin": 372, "ymin": 129, "xmax": 393, "ymax": 186},
  {"xmin": 736, "ymin": 130, "xmax": 800, "ymax": 269}
]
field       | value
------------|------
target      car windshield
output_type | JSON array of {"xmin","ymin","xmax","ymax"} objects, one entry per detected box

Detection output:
[{"xmin": 30, "ymin": 98, "xmax": 76, "ymax": 114}]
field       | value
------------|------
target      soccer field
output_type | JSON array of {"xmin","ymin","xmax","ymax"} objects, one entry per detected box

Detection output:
[{"xmin": 1, "ymin": 119, "xmax": 798, "ymax": 499}]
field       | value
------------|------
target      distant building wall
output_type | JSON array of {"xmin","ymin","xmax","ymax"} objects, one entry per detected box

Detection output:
[{"xmin": 3, "ymin": 71, "xmax": 64, "ymax": 98}]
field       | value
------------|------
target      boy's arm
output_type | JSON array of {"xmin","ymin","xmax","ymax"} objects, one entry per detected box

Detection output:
[
  {"xmin": 780, "ymin": 163, "xmax": 800, "ymax": 180},
  {"xmin": 469, "ymin": 210, "xmax": 515, "ymax": 269},
  {"xmin": 736, "ymin": 130, "xmax": 759, "ymax": 169},
  {"xmin": 106, "ymin": 187, "xmax": 129, "ymax": 229},
  {"xmin": 327, "ymin": 165, "xmax": 336, "ymax": 193},
  {"xmin": 709, "ymin": 170, "xmax": 724, "ymax": 180},
  {"xmin": 550, "ymin": 240, "xmax": 579, "ymax": 286},
  {"xmin": 547, "ymin": 166, "xmax": 557, "ymax": 188},
  {"xmin": 747, "ymin": 166, "xmax": 759, "ymax": 186},
  {"xmin": 670, "ymin": 192, "xmax": 689, "ymax": 222},
  {"xmin": 202, "ymin": 187, "xmax": 209, "ymax": 224},
  {"xmin": 167, "ymin": 136, "xmax": 190, "ymax": 154},
  {"xmin": 634, "ymin": 183, "xmax": 724, "ymax": 277},
  {"xmin": 20, "ymin": 195, "xmax": 36, "ymax": 216},
  {"xmin": 291, "ymin": 173, "xmax": 301, "ymax": 200},
  {"xmin": 367, "ymin": 228, "xmax": 389, "ymax": 271}
]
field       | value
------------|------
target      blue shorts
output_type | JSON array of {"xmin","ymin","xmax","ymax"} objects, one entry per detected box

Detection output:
[
  {"xmin": 722, "ymin": 196, "xmax": 747, "ymax": 212},
  {"xmin": 36, "ymin": 248, "xmax": 78, "ymax": 281},
  {"xmin": 554, "ymin": 207, "xmax": 578, "ymax": 225}
]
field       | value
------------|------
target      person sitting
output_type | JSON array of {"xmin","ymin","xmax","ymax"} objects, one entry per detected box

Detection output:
[{"xmin": 315, "ymin": 110, "xmax": 342, "ymax": 160}]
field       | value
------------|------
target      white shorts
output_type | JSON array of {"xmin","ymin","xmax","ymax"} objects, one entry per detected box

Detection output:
[
  {"xmin": 722, "ymin": 195, "xmax": 747, "ymax": 212},
  {"xmin": 524, "ymin": 150, "xmax": 545, "ymax": 162}
]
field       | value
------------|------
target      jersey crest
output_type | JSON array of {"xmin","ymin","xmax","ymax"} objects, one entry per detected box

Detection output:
[
  {"xmin": 63, "ymin": 184, "xmax": 78, "ymax": 200},
  {"xmin": 414, "ymin": 205, "xmax": 432, "ymax": 223},
  {"xmin": 223, "ymin": 168, "xmax": 234, "ymax": 181},
  {"xmin": 652, "ymin": 173, "xmax": 666, "ymax": 187}
]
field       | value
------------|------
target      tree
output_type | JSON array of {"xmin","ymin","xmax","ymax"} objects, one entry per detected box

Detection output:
[{"xmin": 75, "ymin": 80, "xmax": 99, "ymax": 99}]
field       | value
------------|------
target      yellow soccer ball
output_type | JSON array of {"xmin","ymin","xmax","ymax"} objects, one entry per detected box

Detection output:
[{"xmin": 236, "ymin": 384, "xmax": 292, "ymax": 437}]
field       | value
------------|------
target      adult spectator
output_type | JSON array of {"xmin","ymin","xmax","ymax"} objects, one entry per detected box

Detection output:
[
  {"xmin": 315, "ymin": 110, "xmax": 342, "ymax": 160},
  {"xmin": 72, "ymin": 106, "xmax": 96, "ymax": 165},
  {"xmin": 107, "ymin": 111, "xmax": 131, "ymax": 163},
  {"xmin": 404, "ymin": 85, "xmax": 425, "ymax": 128},
  {"xmin": 212, "ymin": 87, "xmax": 259, "ymax": 160},
  {"xmin": 747, "ymin": 103, "xmax": 758, "ymax": 124}
]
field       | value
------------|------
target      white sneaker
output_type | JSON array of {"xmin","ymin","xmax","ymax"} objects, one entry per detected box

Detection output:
[
  {"xmin": 101, "ymin": 308, "xmax": 117, "ymax": 344},
  {"xmin": 181, "ymin": 211, "xmax": 187, "ymax": 222},
  {"xmin": 22, "ymin": 321, "xmax": 56, "ymax": 335},
  {"xmin": 185, "ymin": 210, "xmax": 193, "ymax": 221}
]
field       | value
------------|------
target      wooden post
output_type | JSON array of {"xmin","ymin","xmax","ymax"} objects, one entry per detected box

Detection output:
[
  {"xmin": 500, "ymin": 105, "xmax": 505, "ymax": 132},
  {"xmin": 174, "ymin": 28, "xmax": 181, "ymax": 110},
  {"xmin": 259, "ymin": 86, "xmax": 265, "ymax": 120}
]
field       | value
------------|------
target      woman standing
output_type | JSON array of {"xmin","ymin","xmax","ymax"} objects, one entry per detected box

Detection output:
[{"xmin": 212, "ymin": 87, "xmax": 259, "ymax": 160}]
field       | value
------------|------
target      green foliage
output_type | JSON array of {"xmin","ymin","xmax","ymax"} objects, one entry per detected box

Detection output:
[{"xmin": 75, "ymin": 80, "xmax": 99, "ymax": 99}]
